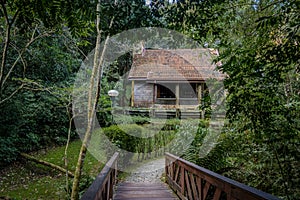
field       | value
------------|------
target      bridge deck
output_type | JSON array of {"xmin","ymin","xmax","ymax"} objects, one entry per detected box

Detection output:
[{"xmin": 114, "ymin": 182, "xmax": 179, "ymax": 200}]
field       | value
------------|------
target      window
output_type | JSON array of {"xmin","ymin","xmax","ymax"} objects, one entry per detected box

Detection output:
[
  {"xmin": 157, "ymin": 84, "xmax": 175, "ymax": 98},
  {"xmin": 179, "ymin": 83, "xmax": 197, "ymax": 98}
]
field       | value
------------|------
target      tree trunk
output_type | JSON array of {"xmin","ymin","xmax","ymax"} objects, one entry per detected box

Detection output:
[
  {"xmin": 20, "ymin": 153, "xmax": 74, "ymax": 177},
  {"xmin": 70, "ymin": 0, "xmax": 117, "ymax": 199}
]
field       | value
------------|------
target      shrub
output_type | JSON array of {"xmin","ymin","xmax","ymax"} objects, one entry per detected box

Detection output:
[
  {"xmin": 102, "ymin": 124, "xmax": 144, "ymax": 167},
  {"xmin": 114, "ymin": 114, "xmax": 150, "ymax": 125},
  {"xmin": 162, "ymin": 118, "xmax": 181, "ymax": 130},
  {"xmin": 0, "ymin": 136, "xmax": 18, "ymax": 167}
]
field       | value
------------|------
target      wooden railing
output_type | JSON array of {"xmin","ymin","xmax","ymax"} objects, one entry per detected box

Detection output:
[
  {"xmin": 165, "ymin": 153, "xmax": 280, "ymax": 200},
  {"xmin": 81, "ymin": 152, "xmax": 119, "ymax": 200}
]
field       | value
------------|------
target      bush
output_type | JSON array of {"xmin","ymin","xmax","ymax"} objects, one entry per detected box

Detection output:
[
  {"xmin": 0, "ymin": 136, "xmax": 18, "ymax": 167},
  {"xmin": 102, "ymin": 124, "xmax": 144, "ymax": 167},
  {"xmin": 162, "ymin": 118, "xmax": 181, "ymax": 130},
  {"xmin": 132, "ymin": 116, "xmax": 150, "ymax": 125},
  {"xmin": 114, "ymin": 114, "xmax": 150, "ymax": 125}
]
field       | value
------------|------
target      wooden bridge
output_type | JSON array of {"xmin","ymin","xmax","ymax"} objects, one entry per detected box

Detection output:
[{"xmin": 81, "ymin": 152, "xmax": 280, "ymax": 200}]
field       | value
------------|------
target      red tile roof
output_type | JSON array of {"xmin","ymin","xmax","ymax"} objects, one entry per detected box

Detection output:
[{"xmin": 128, "ymin": 49, "xmax": 224, "ymax": 81}]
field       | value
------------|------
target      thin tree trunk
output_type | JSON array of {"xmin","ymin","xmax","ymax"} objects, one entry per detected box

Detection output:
[
  {"xmin": 20, "ymin": 153, "xmax": 74, "ymax": 177},
  {"xmin": 0, "ymin": 3, "xmax": 10, "ymax": 93},
  {"xmin": 64, "ymin": 97, "xmax": 75, "ymax": 196},
  {"xmin": 0, "ymin": 3, "xmax": 19, "ymax": 94},
  {"xmin": 70, "ymin": 0, "xmax": 117, "ymax": 199}
]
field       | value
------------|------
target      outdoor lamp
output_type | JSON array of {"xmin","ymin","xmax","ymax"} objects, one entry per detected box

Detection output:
[{"xmin": 108, "ymin": 90, "xmax": 119, "ymax": 107}]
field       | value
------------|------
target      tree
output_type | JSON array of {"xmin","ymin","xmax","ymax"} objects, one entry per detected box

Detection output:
[
  {"xmin": 71, "ymin": 1, "xmax": 163, "ymax": 198},
  {"xmin": 0, "ymin": 0, "xmax": 94, "ymax": 165},
  {"xmin": 205, "ymin": 0, "xmax": 299, "ymax": 198},
  {"xmin": 223, "ymin": 2, "xmax": 298, "ymax": 199},
  {"xmin": 159, "ymin": 0, "xmax": 299, "ymax": 198}
]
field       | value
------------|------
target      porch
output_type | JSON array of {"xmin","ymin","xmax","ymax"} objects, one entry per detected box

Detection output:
[{"xmin": 130, "ymin": 81, "xmax": 206, "ymax": 118}]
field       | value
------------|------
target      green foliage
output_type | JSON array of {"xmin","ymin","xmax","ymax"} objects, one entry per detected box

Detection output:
[
  {"xmin": 131, "ymin": 116, "xmax": 151, "ymax": 125},
  {"xmin": 213, "ymin": 1, "xmax": 300, "ymax": 198},
  {"xmin": 0, "ymin": 0, "xmax": 165, "ymax": 166},
  {"xmin": 114, "ymin": 114, "xmax": 151, "ymax": 125},
  {"xmin": 161, "ymin": 118, "xmax": 181, "ymax": 130},
  {"xmin": 1, "ymin": 0, "xmax": 298, "ymax": 198},
  {"xmin": 97, "ymin": 94, "xmax": 113, "ymax": 127},
  {"xmin": 164, "ymin": 1, "xmax": 299, "ymax": 199},
  {"xmin": 11, "ymin": 0, "xmax": 96, "ymax": 37},
  {"xmin": 102, "ymin": 124, "xmax": 143, "ymax": 166},
  {"xmin": 101, "ymin": 121, "xmax": 185, "ymax": 164},
  {"xmin": 0, "ymin": 136, "xmax": 18, "ymax": 165},
  {"xmin": 157, "ymin": 0, "xmax": 224, "ymax": 41},
  {"xmin": 0, "ymin": 30, "xmax": 80, "ymax": 165},
  {"xmin": 0, "ymin": 140, "xmax": 103, "ymax": 199}
]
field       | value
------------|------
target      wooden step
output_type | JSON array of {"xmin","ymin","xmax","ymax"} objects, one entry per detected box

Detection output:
[{"xmin": 114, "ymin": 182, "xmax": 178, "ymax": 200}]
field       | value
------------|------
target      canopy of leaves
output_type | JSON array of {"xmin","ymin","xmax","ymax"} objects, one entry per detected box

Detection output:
[{"xmin": 170, "ymin": 0, "xmax": 299, "ymax": 199}]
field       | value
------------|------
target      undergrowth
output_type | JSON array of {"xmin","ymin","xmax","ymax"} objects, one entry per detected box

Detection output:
[{"xmin": 0, "ymin": 140, "xmax": 103, "ymax": 200}]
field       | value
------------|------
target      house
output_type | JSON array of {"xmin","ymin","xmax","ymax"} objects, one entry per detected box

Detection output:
[{"xmin": 127, "ymin": 48, "xmax": 224, "ymax": 118}]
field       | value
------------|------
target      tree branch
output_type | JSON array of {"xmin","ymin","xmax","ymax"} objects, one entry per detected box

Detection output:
[
  {"xmin": 0, "ymin": 84, "xmax": 23, "ymax": 105},
  {"xmin": 1, "ymin": 27, "xmax": 54, "ymax": 89},
  {"xmin": 20, "ymin": 153, "xmax": 75, "ymax": 178},
  {"xmin": 64, "ymin": 96, "xmax": 76, "ymax": 195}
]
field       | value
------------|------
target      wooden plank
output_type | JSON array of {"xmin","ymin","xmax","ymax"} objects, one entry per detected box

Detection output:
[
  {"xmin": 201, "ymin": 83, "xmax": 205, "ymax": 118},
  {"xmin": 197, "ymin": 83, "xmax": 202, "ymax": 105},
  {"xmin": 115, "ymin": 192, "xmax": 174, "ymax": 197},
  {"xmin": 180, "ymin": 164, "xmax": 185, "ymax": 194},
  {"xmin": 213, "ymin": 188, "xmax": 222, "ymax": 200},
  {"xmin": 196, "ymin": 176, "xmax": 202, "ymax": 200},
  {"xmin": 202, "ymin": 181, "xmax": 210, "ymax": 200},
  {"xmin": 174, "ymin": 165, "xmax": 180, "ymax": 183},
  {"xmin": 166, "ymin": 175, "xmax": 181, "ymax": 194},
  {"xmin": 117, "ymin": 186, "xmax": 168, "ymax": 191},
  {"xmin": 114, "ymin": 182, "xmax": 179, "ymax": 200},
  {"xmin": 117, "ymin": 183, "xmax": 165, "ymax": 187},
  {"xmin": 170, "ymin": 162, "xmax": 174, "ymax": 180},
  {"xmin": 175, "ymin": 83, "xmax": 179, "ymax": 109},
  {"xmin": 189, "ymin": 173, "xmax": 198, "ymax": 200},
  {"xmin": 131, "ymin": 80, "xmax": 134, "ymax": 107},
  {"xmin": 115, "ymin": 189, "xmax": 174, "ymax": 194},
  {"xmin": 231, "ymin": 187, "xmax": 264, "ymax": 200},
  {"xmin": 106, "ymin": 173, "xmax": 110, "ymax": 200},
  {"xmin": 184, "ymin": 171, "xmax": 193, "ymax": 199},
  {"xmin": 114, "ymin": 198, "xmax": 177, "ymax": 200}
]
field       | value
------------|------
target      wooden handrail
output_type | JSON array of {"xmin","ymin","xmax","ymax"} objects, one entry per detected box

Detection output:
[
  {"xmin": 81, "ymin": 152, "xmax": 119, "ymax": 200},
  {"xmin": 165, "ymin": 152, "xmax": 280, "ymax": 200}
]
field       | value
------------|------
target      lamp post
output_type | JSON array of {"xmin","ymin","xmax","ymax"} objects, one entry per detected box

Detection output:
[
  {"xmin": 108, "ymin": 90, "xmax": 119, "ymax": 107},
  {"xmin": 108, "ymin": 90, "xmax": 119, "ymax": 123}
]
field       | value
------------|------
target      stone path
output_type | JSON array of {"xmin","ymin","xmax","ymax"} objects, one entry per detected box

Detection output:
[
  {"xmin": 115, "ymin": 157, "xmax": 179, "ymax": 199},
  {"xmin": 122, "ymin": 157, "xmax": 165, "ymax": 183}
]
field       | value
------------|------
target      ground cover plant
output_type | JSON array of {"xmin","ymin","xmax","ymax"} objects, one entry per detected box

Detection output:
[{"xmin": 0, "ymin": 140, "xmax": 103, "ymax": 199}]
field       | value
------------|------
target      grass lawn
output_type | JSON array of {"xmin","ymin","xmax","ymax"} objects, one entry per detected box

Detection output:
[{"xmin": 0, "ymin": 140, "xmax": 104, "ymax": 200}]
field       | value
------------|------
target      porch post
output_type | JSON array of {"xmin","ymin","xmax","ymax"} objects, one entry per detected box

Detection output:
[
  {"xmin": 154, "ymin": 84, "xmax": 157, "ymax": 105},
  {"xmin": 175, "ymin": 83, "xmax": 180, "ymax": 117},
  {"xmin": 197, "ymin": 83, "xmax": 202, "ymax": 105},
  {"xmin": 201, "ymin": 83, "xmax": 205, "ymax": 119},
  {"xmin": 131, "ymin": 80, "xmax": 134, "ymax": 107},
  {"xmin": 198, "ymin": 83, "xmax": 205, "ymax": 119}
]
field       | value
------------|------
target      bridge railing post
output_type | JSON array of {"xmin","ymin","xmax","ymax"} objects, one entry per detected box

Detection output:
[{"xmin": 81, "ymin": 152, "xmax": 119, "ymax": 200}]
